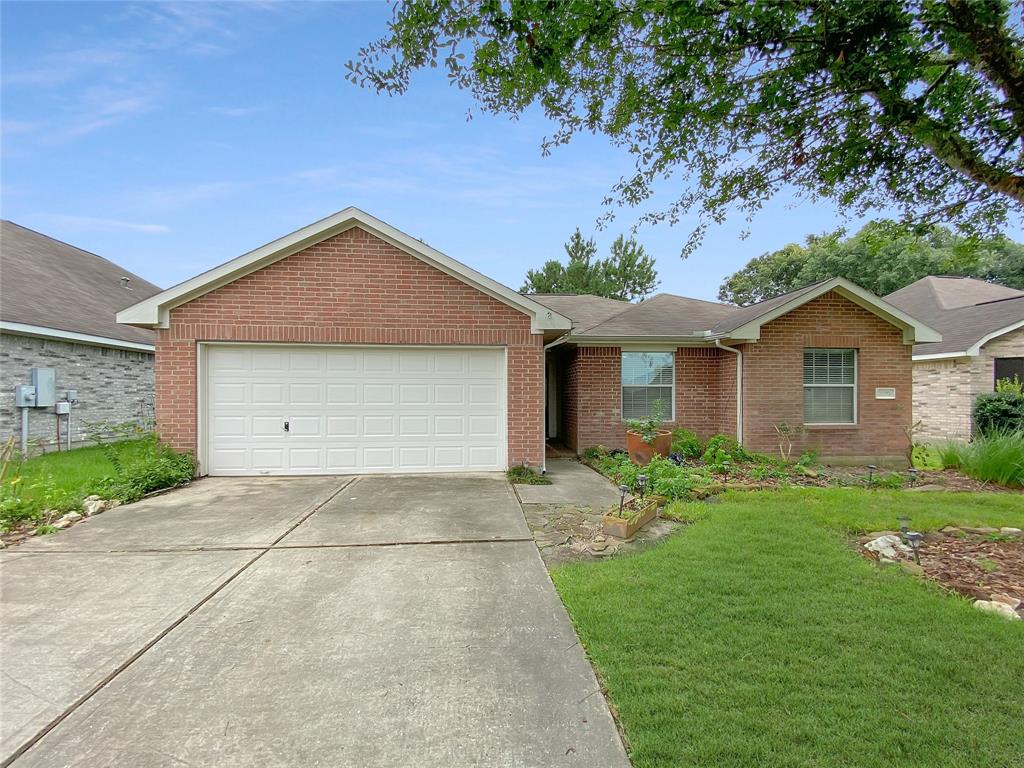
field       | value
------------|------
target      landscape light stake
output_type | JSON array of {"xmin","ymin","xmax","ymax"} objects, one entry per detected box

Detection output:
[
  {"xmin": 898, "ymin": 515, "xmax": 911, "ymax": 536},
  {"xmin": 905, "ymin": 531, "xmax": 923, "ymax": 565},
  {"xmin": 907, "ymin": 468, "xmax": 919, "ymax": 485},
  {"xmin": 867, "ymin": 465, "xmax": 877, "ymax": 487},
  {"xmin": 636, "ymin": 474, "xmax": 648, "ymax": 499},
  {"xmin": 618, "ymin": 484, "xmax": 629, "ymax": 516}
]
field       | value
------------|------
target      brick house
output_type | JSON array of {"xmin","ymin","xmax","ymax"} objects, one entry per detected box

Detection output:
[
  {"xmin": 118, "ymin": 208, "xmax": 939, "ymax": 475},
  {"xmin": 1, "ymin": 221, "xmax": 161, "ymax": 452},
  {"xmin": 886, "ymin": 276, "xmax": 1024, "ymax": 442}
]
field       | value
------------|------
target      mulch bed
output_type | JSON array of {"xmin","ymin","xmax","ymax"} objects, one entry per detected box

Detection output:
[{"xmin": 861, "ymin": 530, "xmax": 1024, "ymax": 616}]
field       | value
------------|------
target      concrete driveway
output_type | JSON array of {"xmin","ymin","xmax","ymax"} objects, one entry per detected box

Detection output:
[{"xmin": 0, "ymin": 475, "xmax": 629, "ymax": 767}]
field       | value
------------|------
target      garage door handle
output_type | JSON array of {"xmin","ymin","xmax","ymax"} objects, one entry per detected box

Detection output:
[{"xmin": 283, "ymin": 421, "xmax": 290, "ymax": 432}]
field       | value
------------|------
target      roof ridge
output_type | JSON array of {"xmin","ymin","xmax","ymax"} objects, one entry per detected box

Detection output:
[{"xmin": 573, "ymin": 295, "xmax": 654, "ymax": 334}]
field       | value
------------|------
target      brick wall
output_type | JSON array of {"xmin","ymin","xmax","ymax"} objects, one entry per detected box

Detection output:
[
  {"xmin": 562, "ymin": 345, "xmax": 738, "ymax": 452},
  {"xmin": 156, "ymin": 226, "xmax": 544, "ymax": 470},
  {"xmin": 0, "ymin": 333, "xmax": 154, "ymax": 451},
  {"xmin": 741, "ymin": 291, "xmax": 912, "ymax": 459},
  {"xmin": 913, "ymin": 326, "xmax": 1024, "ymax": 442}
]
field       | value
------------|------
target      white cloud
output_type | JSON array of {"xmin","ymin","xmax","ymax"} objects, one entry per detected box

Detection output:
[
  {"xmin": 38, "ymin": 214, "xmax": 170, "ymax": 233},
  {"xmin": 209, "ymin": 105, "xmax": 270, "ymax": 118}
]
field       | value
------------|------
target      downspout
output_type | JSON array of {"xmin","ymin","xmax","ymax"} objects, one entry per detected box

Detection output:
[
  {"xmin": 714, "ymin": 339, "xmax": 743, "ymax": 444},
  {"xmin": 540, "ymin": 333, "xmax": 572, "ymax": 474}
]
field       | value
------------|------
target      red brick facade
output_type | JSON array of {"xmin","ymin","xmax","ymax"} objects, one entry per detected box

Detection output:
[
  {"xmin": 155, "ymin": 226, "xmax": 544, "ymax": 470},
  {"xmin": 559, "ymin": 292, "xmax": 912, "ymax": 460},
  {"xmin": 740, "ymin": 291, "xmax": 912, "ymax": 459}
]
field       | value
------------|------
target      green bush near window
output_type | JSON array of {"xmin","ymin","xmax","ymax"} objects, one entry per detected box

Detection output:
[
  {"xmin": 973, "ymin": 391, "xmax": 1024, "ymax": 436},
  {"xmin": 669, "ymin": 429, "xmax": 702, "ymax": 459}
]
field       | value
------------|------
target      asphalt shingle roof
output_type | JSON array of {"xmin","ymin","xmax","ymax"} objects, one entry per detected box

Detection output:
[
  {"xmin": 1, "ymin": 221, "xmax": 161, "ymax": 346},
  {"xmin": 885, "ymin": 276, "xmax": 1024, "ymax": 356}
]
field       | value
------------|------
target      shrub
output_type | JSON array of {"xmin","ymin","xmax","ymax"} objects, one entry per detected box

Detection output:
[
  {"xmin": 670, "ymin": 429, "xmax": 702, "ymax": 459},
  {"xmin": 624, "ymin": 399, "xmax": 667, "ymax": 444},
  {"xmin": 92, "ymin": 433, "xmax": 195, "ymax": 503},
  {"xmin": 973, "ymin": 391, "xmax": 1024, "ymax": 436},
  {"xmin": 700, "ymin": 434, "xmax": 751, "ymax": 464},
  {"xmin": 506, "ymin": 465, "xmax": 552, "ymax": 485},
  {"xmin": 911, "ymin": 444, "xmax": 943, "ymax": 471},
  {"xmin": 995, "ymin": 375, "xmax": 1023, "ymax": 395},
  {"xmin": 581, "ymin": 445, "xmax": 610, "ymax": 461}
]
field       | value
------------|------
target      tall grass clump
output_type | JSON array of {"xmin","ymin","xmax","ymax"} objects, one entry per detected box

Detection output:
[{"xmin": 939, "ymin": 431, "xmax": 1024, "ymax": 488}]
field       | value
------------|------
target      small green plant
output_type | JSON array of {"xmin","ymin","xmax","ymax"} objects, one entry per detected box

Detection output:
[
  {"xmin": 34, "ymin": 524, "xmax": 58, "ymax": 536},
  {"xmin": 773, "ymin": 422, "xmax": 806, "ymax": 461},
  {"xmin": 506, "ymin": 464, "xmax": 552, "ymax": 485},
  {"xmin": 876, "ymin": 472, "xmax": 904, "ymax": 489},
  {"xmin": 911, "ymin": 443, "xmax": 943, "ymax": 471},
  {"xmin": 995, "ymin": 375, "xmax": 1023, "ymax": 395},
  {"xmin": 938, "ymin": 431, "xmax": 1024, "ymax": 488},
  {"xmin": 625, "ymin": 399, "xmax": 667, "ymax": 444},
  {"xmin": 670, "ymin": 429, "xmax": 702, "ymax": 459},
  {"xmin": 700, "ymin": 434, "xmax": 750, "ymax": 464},
  {"xmin": 977, "ymin": 557, "xmax": 1001, "ymax": 574}
]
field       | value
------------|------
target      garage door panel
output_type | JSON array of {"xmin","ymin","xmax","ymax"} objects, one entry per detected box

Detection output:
[{"xmin": 205, "ymin": 345, "xmax": 506, "ymax": 475}]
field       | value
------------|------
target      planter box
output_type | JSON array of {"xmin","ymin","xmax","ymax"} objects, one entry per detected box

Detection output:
[
  {"xmin": 626, "ymin": 429, "xmax": 671, "ymax": 465},
  {"xmin": 603, "ymin": 499, "xmax": 659, "ymax": 539}
]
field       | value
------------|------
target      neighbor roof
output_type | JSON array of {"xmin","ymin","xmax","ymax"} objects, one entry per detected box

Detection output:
[
  {"xmin": 1, "ymin": 221, "xmax": 161, "ymax": 349},
  {"xmin": 118, "ymin": 207, "xmax": 571, "ymax": 334},
  {"xmin": 542, "ymin": 278, "xmax": 939, "ymax": 345},
  {"xmin": 885, "ymin": 277, "xmax": 1024, "ymax": 358}
]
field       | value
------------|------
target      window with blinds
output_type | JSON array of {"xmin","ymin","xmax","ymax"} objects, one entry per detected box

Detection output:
[
  {"xmin": 803, "ymin": 349, "xmax": 856, "ymax": 424},
  {"xmin": 621, "ymin": 352, "xmax": 674, "ymax": 421}
]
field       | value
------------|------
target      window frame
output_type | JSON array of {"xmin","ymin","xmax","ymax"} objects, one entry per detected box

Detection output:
[
  {"xmin": 802, "ymin": 348, "xmax": 858, "ymax": 426},
  {"xmin": 994, "ymin": 357, "xmax": 1024, "ymax": 387},
  {"xmin": 620, "ymin": 350, "xmax": 676, "ymax": 422}
]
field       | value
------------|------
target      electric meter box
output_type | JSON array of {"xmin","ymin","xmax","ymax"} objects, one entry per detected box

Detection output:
[
  {"xmin": 15, "ymin": 385, "xmax": 36, "ymax": 408},
  {"xmin": 31, "ymin": 368, "xmax": 56, "ymax": 407}
]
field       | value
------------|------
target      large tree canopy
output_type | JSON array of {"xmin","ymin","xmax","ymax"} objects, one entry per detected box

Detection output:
[
  {"xmin": 522, "ymin": 229, "xmax": 659, "ymax": 299},
  {"xmin": 348, "ymin": 1, "xmax": 1023, "ymax": 253},
  {"xmin": 718, "ymin": 219, "xmax": 1024, "ymax": 305}
]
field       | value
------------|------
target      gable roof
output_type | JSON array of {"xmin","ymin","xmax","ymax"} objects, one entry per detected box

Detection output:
[
  {"xmin": 1, "ymin": 220, "xmax": 160, "ymax": 349},
  {"xmin": 540, "ymin": 278, "xmax": 940, "ymax": 345},
  {"xmin": 117, "ymin": 207, "xmax": 571, "ymax": 334},
  {"xmin": 526, "ymin": 294, "xmax": 631, "ymax": 330},
  {"xmin": 885, "ymin": 276, "xmax": 1024, "ymax": 358}
]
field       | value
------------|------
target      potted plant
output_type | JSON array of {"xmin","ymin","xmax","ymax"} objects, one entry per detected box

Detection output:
[
  {"xmin": 625, "ymin": 399, "xmax": 671, "ymax": 465},
  {"xmin": 602, "ymin": 475, "xmax": 659, "ymax": 539}
]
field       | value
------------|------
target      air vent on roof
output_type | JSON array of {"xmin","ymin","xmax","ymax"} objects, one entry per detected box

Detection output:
[{"xmin": 120, "ymin": 276, "xmax": 132, "ymax": 290}]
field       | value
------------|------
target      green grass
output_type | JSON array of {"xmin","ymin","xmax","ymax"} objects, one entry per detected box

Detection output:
[
  {"xmin": 13, "ymin": 440, "xmax": 150, "ymax": 502},
  {"xmin": 937, "ymin": 431, "xmax": 1024, "ymax": 488},
  {"xmin": 553, "ymin": 488, "xmax": 1024, "ymax": 768},
  {"xmin": 505, "ymin": 464, "xmax": 552, "ymax": 485}
]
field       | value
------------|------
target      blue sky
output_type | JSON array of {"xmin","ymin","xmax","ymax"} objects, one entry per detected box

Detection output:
[{"xmin": 3, "ymin": 2, "xmax": 1021, "ymax": 302}]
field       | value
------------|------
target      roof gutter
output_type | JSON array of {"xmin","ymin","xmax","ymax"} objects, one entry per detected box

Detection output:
[{"xmin": 714, "ymin": 339, "xmax": 743, "ymax": 444}]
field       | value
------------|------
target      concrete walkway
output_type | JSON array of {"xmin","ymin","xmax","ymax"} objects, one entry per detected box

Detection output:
[
  {"xmin": 516, "ymin": 459, "xmax": 622, "ymax": 509},
  {"xmin": 0, "ymin": 475, "xmax": 629, "ymax": 767}
]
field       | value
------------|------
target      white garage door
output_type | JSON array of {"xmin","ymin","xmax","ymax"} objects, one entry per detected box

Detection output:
[{"xmin": 204, "ymin": 345, "xmax": 506, "ymax": 475}]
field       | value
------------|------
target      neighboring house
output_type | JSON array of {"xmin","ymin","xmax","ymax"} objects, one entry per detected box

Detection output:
[
  {"xmin": 885, "ymin": 276, "xmax": 1024, "ymax": 442},
  {"xmin": 0, "ymin": 221, "xmax": 161, "ymax": 451},
  {"xmin": 117, "ymin": 208, "xmax": 939, "ymax": 476}
]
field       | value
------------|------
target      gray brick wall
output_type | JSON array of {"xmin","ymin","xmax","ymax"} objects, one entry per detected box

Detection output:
[
  {"xmin": 912, "ymin": 326, "xmax": 1024, "ymax": 443},
  {"xmin": 0, "ymin": 332, "xmax": 154, "ymax": 452}
]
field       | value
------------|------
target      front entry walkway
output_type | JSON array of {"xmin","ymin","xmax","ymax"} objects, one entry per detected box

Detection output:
[{"xmin": 0, "ymin": 475, "xmax": 629, "ymax": 767}]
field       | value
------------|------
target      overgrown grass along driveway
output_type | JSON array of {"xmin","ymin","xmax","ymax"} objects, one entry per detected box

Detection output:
[
  {"xmin": 12, "ymin": 441, "xmax": 150, "ymax": 502},
  {"xmin": 553, "ymin": 488, "xmax": 1024, "ymax": 768}
]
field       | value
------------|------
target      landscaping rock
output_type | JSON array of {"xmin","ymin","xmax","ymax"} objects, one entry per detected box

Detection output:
[
  {"xmin": 62, "ymin": 511, "xmax": 83, "ymax": 523},
  {"xmin": 962, "ymin": 527, "xmax": 999, "ymax": 535},
  {"xmin": 864, "ymin": 535, "xmax": 910, "ymax": 560},
  {"xmin": 1000, "ymin": 527, "xmax": 1023, "ymax": 536},
  {"xmin": 52, "ymin": 519, "xmax": 72, "ymax": 530},
  {"xmin": 83, "ymin": 498, "xmax": 119, "ymax": 516},
  {"xmin": 973, "ymin": 600, "xmax": 1021, "ymax": 620},
  {"xmin": 940, "ymin": 526, "xmax": 962, "ymax": 535},
  {"xmin": 798, "ymin": 466, "xmax": 819, "ymax": 478},
  {"xmin": 990, "ymin": 593, "xmax": 1022, "ymax": 610},
  {"xmin": 865, "ymin": 531, "xmax": 899, "ymax": 539},
  {"xmin": 900, "ymin": 561, "xmax": 925, "ymax": 576},
  {"xmin": 590, "ymin": 540, "xmax": 608, "ymax": 552}
]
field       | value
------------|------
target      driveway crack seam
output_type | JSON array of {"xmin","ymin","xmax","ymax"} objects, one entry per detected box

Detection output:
[{"xmin": 1, "ymin": 476, "xmax": 357, "ymax": 768}]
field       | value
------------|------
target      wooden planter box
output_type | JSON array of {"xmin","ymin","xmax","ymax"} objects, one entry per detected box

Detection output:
[
  {"xmin": 603, "ymin": 499, "xmax": 659, "ymax": 539},
  {"xmin": 626, "ymin": 429, "xmax": 671, "ymax": 465}
]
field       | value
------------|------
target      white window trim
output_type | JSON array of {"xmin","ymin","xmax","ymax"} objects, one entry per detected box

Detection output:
[
  {"xmin": 803, "ymin": 348, "xmax": 858, "ymax": 426},
  {"xmin": 620, "ymin": 350, "xmax": 676, "ymax": 422}
]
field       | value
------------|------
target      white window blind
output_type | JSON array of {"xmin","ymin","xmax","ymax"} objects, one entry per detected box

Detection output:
[
  {"xmin": 621, "ymin": 352, "xmax": 674, "ymax": 420},
  {"xmin": 803, "ymin": 349, "xmax": 856, "ymax": 424}
]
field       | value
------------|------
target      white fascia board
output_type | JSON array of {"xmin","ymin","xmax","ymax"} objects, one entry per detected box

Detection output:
[
  {"xmin": 724, "ymin": 278, "xmax": 943, "ymax": 344},
  {"xmin": 571, "ymin": 336, "xmax": 713, "ymax": 348},
  {"xmin": 912, "ymin": 351, "xmax": 970, "ymax": 361},
  {"xmin": 911, "ymin": 318, "xmax": 1024, "ymax": 360},
  {"xmin": 117, "ymin": 207, "xmax": 571, "ymax": 334},
  {"xmin": 0, "ymin": 321, "xmax": 155, "ymax": 352}
]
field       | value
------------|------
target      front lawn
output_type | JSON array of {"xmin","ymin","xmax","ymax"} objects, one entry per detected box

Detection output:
[
  {"xmin": 13, "ymin": 440, "xmax": 153, "ymax": 502},
  {"xmin": 552, "ymin": 488, "xmax": 1024, "ymax": 768}
]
